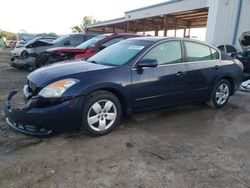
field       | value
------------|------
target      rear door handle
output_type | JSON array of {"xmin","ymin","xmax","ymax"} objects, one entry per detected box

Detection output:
[
  {"xmin": 215, "ymin": 65, "xmax": 220, "ymax": 70},
  {"xmin": 176, "ymin": 71, "xmax": 184, "ymax": 77}
]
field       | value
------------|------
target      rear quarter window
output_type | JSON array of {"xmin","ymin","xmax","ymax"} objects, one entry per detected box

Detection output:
[
  {"xmin": 211, "ymin": 48, "xmax": 220, "ymax": 60},
  {"xmin": 185, "ymin": 41, "xmax": 212, "ymax": 62}
]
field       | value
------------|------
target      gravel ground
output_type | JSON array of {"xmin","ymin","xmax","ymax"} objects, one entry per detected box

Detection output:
[{"xmin": 0, "ymin": 49, "xmax": 250, "ymax": 188}]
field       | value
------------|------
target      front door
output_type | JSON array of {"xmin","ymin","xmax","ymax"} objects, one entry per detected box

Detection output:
[{"xmin": 131, "ymin": 40, "xmax": 188, "ymax": 110}]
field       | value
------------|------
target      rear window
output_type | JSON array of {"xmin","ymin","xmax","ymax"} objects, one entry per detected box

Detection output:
[{"xmin": 185, "ymin": 41, "xmax": 212, "ymax": 62}]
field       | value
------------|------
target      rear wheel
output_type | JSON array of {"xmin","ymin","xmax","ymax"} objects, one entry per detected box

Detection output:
[
  {"xmin": 81, "ymin": 91, "xmax": 122, "ymax": 136},
  {"xmin": 207, "ymin": 79, "xmax": 231, "ymax": 108}
]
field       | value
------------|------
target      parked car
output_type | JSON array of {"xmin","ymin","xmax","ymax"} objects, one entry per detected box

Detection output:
[
  {"xmin": 217, "ymin": 44, "xmax": 241, "ymax": 56},
  {"xmin": 230, "ymin": 31, "xmax": 250, "ymax": 80},
  {"xmin": 10, "ymin": 36, "xmax": 58, "ymax": 59},
  {"xmin": 4, "ymin": 37, "xmax": 243, "ymax": 136},
  {"xmin": 10, "ymin": 39, "xmax": 27, "ymax": 56},
  {"xmin": 35, "ymin": 33, "xmax": 141, "ymax": 68},
  {"xmin": 9, "ymin": 33, "xmax": 98, "ymax": 71}
]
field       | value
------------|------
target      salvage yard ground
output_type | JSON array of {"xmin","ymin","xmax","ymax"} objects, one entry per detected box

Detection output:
[{"xmin": 0, "ymin": 49, "xmax": 250, "ymax": 188}]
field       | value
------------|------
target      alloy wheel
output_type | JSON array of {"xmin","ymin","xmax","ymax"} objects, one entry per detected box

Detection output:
[
  {"xmin": 215, "ymin": 83, "xmax": 229, "ymax": 105},
  {"xmin": 87, "ymin": 100, "xmax": 117, "ymax": 132}
]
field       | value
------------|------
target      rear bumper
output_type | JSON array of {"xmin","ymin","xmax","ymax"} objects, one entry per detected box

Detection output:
[{"xmin": 3, "ymin": 89, "xmax": 83, "ymax": 136}]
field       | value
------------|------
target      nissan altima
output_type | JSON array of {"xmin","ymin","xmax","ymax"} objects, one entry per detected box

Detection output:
[{"xmin": 4, "ymin": 37, "xmax": 243, "ymax": 136}]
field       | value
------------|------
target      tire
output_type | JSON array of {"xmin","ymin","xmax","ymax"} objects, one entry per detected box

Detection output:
[
  {"xmin": 81, "ymin": 90, "xmax": 122, "ymax": 136},
  {"xmin": 36, "ymin": 53, "xmax": 50, "ymax": 68},
  {"xmin": 207, "ymin": 79, "xmax": 231, "ymax": 108},
  {"xmin": 21, "ymin": 50, "xmax": 29, "ymax": 59}
]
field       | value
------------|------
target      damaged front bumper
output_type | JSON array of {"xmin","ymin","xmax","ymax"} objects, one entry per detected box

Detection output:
[
  {"xmin": 4, "ymin": 88, "xmax": 83, "ymax": 136},
  {"xmin": 9, "ymin": 56, "xmax": 36, "ymax": 71}
]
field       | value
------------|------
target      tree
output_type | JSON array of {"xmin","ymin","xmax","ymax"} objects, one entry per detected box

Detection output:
[
  {"xmin": 0, "ymin": 30, "xmax": 17, "ymax": 40},
  {"xmin": 71, "ymin": 16, "xmax": 98, "ymax": 33}
]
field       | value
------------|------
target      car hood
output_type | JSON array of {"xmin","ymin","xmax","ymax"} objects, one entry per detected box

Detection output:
[
  {"xmin": 27, "ymin": 60, "xmax": 111, "ymax": 87},
  {"xmin": 47, "ymin": 47, "xmax": 86, "ymax": 53},
  {"xmin": 25, "ymin": 40, "xmax": 54, "ymax": 48},
  {"xmin": 239, "ymin": 31, "xmax": 250, "ymax": 51}
]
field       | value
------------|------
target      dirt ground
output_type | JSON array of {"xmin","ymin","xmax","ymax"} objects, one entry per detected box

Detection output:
[{"xmin": 0, "ymin": 49, "xmax": 250, "ymax": 188}]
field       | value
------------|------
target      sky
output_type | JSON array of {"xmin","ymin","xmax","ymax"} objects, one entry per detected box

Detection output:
[{"xmin": 0, "ymin": 0, "xmax": 167, "ymax": 34}]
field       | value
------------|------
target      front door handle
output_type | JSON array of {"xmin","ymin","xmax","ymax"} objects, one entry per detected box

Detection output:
[{"xmin": 176, "ymin": 71, "xmax": 184, "ymax": 77}]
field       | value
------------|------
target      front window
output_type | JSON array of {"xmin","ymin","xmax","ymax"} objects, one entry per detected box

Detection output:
[
  {"xmin": 142, "ymin": 41, "xmax": 182, "ymax": 65},
  {"xmin": 88, "ymin": 40, "xmax": 151, "ymax": 66},
  {"xmin": 77, "ymin": 34, "xmax": 110, "ymax": 49}
]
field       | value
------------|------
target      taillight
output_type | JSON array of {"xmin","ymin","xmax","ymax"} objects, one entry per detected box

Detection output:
[{"xmin": 234, "ymin": 59, "xmax": 244, "ymax": 70}]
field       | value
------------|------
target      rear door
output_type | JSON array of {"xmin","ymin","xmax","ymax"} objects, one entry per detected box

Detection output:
[
  {"xmin": 131, "ymin": 40, "xmax": 189, "ymax": 110},
  {"xmin": 184, "ymin": 41, "xmax": 220, "ymax": 101}
]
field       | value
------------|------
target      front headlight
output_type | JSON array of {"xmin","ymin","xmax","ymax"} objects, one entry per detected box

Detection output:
[{"xmin": 38, "ymin": 79, "xmax": 79, "ymax": 98}]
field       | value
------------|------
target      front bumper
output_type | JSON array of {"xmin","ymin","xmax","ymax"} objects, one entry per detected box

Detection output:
[
  {"xmin": 4, "ymin": 89, "xmax": 83, "ymax": 136},
  {"xmin": 9, "ymin": 57, "xmax": 36, "ymax": 70}
]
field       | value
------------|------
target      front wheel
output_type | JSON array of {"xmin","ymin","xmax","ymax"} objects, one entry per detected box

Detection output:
[
  {"xmin": 207, "ymin": 79, "xmax": 231, "ymax": 108},
  {"xmin": 81, "ymin": 91, "xmax": 122, "ymax": 136}
]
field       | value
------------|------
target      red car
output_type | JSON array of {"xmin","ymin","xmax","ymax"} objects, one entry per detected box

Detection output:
[{"xmin": 35, "ymin": 33, "xmax": 141, "ymax": 67}]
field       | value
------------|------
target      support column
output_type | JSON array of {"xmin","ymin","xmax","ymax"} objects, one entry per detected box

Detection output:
[
  {"xmin": 155, "ymin": 27, "xmax": 159, "ymax": 36},
  {"xmin": 132, "ymin": 22, "xmax": 136, "ymax": 32},
  {"xmin": 124, "ymin": 21, "xmax": 130, "ymax": 32},
  {"xmin": 174, "ymin": 20, "xmax": 177, "ymax": 37},
  {"xmin": 143, "ymin": 19, "xmax": 146, "ymax": 35},
  {"xmin": 163, "ymin": 15, "xmax": 168, "ymax": 37},
  {"xmin": 112, "ymin": 26, "xmax": 115, "ymax": 33}
]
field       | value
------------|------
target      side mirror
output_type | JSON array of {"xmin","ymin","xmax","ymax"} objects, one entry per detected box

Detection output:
[
  {"xmin": 64, "ymin": 41, "xmax": 71, "ymax": 46},
  {"xmin": 137, "ymin": 59, "xmax": 158, "ymax": 68}
]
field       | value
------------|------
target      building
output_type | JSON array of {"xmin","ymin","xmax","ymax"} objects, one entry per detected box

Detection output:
[{"xmin": 86, "ymin": 0, "xmax": 250, "ymax": 49}]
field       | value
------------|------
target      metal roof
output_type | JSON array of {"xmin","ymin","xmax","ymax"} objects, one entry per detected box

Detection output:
[{"xmin": 125, "ymin": 0, "xmax": 183, "ymax": 14}]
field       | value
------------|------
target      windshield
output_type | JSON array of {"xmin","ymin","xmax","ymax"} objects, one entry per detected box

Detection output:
[
  {"xmin": 53, "ymin": 35, "xmax": 69, "ymax": 44},
  {"xmin": 26, "ymin": 37, "xmax": 40, "ymax": 45},
  {"xmin": 88, "ymin": 40, "xmax": 151, "ymax": 66},
  {"xmin": 77, "ymin": 35, "xmax": 108, "ymax": 49}
]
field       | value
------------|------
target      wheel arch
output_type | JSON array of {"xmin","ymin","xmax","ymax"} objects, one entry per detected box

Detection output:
[
  {"xmin": 213, "ymin": 74, "xmax": 235, "ymax": 95},
  {"xmin": 83, "ymin": 85, "xmax": 130, "ymax": 117},
  {"xmin": 220, "ymin": 76, "xmax": 235, "ymax": 95}
]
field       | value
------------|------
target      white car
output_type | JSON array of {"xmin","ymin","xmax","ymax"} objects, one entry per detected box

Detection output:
[
  {"xmin": 11, "ymin": 37, "xmax": 57, "ymax": 59},
  {"xmin": 10, "ymin": 40, "xmax": 27, "ymax": 57}
]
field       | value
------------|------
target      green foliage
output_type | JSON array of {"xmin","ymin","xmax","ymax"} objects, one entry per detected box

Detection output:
[
  {"xmin": 0, "ymin": 30, "xmax": 17, "ymax": 40},
  {"xmin": 71, "ymin": 16, "xmax": 98, "ymax": 33}
]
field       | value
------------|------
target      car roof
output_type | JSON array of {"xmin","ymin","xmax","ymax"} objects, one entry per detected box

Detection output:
[{"xmin": 125, "ymin": 37, "xmax": 218, "ymax": 49}]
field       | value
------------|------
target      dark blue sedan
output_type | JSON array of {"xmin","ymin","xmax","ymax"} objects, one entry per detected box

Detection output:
[{"xmin": 4, "ymin": 37, "xmax": 243, "ymax": 136}]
